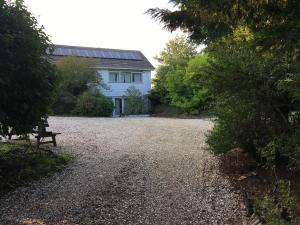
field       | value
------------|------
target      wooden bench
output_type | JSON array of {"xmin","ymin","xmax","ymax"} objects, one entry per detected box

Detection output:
[
  {"xmin": 7, "ymin": 118, "xmax": 61, "ymax": 147},
  {"xmin": 34, "ymin": 119, "xmax": 61, "ymax": 147},
  {"xmin": 35, "ymin": 131, "xmax": 61, "ymax": 147}
]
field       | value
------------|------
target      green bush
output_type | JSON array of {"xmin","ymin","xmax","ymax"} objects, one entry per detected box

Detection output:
[
  {"xmin": 254, "ymin": 180, "xmax": 299, "ymax": 225},
  {"xmin": 74, "ymin": 91, "xmax": 113, "ymax": 117},
  {"xmin": 204, "ymin": 28, "xmax": 300, "ymax": 169},
  {"xmin": 149, "ymin": 35, "xmax": 198, "ymax": 113},
  {"xmin": 0, "ymin": 143, "xmax": 72, "ymax": 195},
  {"xmin": 51, "ymin": 89, "xmax": 77, "ymax": 115},
  {"xmin": 166, "ymin": 54, "xmax": 212, "ymax": 114},
  {"xmin": 51, "ymin": 57, "xmax": 107, "ymax": 115},
  {"xmin": 125, "ymin": 86, "xmax": 149, "ymax": 115}
]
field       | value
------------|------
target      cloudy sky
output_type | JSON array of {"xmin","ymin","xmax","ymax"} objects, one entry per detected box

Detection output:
[{"xmin": 23, "ymin": 0, "xmax": 181, "ymax": 67}]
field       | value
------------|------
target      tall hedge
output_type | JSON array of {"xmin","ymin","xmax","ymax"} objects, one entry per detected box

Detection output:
[{"xmin": 0, "ymin": 0, "xmax": 55, "ymax": 136}]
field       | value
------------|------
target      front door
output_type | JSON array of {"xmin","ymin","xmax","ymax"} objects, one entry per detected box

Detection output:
[{"xmin": 114, "ymin": 98, "xmax": 122, "ymax": 116}]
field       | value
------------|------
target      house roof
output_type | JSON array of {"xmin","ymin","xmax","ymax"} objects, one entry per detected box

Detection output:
[{"xmin": 50, "ymin": 45, "xmax": 155, "ymax": 71}]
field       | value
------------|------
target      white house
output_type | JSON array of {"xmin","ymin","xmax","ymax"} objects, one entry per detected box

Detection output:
[{"xmin": 51, "ymin": 45, "xmax": 155, "ymax": 116}]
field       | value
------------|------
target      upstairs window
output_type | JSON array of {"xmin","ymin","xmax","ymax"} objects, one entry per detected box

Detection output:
[
  {"xmin": 132, "ymin": 73, "xmax": 142, "ymax": 83},
  {"xmin": 120, "ymin": 72, "xmax": 131, "ymax": 83},
  {"xmin": 109, "ymin": 72, "xmax": 119, "ymax": 83},
  {"xmin": 109, "ymin": 71, "xmax": 143, "ymax": 83}
]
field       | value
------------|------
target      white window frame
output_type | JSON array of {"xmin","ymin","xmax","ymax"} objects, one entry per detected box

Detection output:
[
  {"xmin": 132, "ymin": 72, "xmax": 143, "ymax": 83},
  {"xmin": 120, "ymin": 71, "xmax": 131, "ymax": 83},
  {"xmin": 108, "ymin": 71, "xmax": 143, "ymax": 83},
  {"xmin": 109, "ymin": 71, "xmax": 119, "ymax": 83}
]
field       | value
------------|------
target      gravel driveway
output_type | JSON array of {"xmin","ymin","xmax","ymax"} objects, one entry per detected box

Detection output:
[{"xmin": 0, "ymin": 117, "xmax": 242, "ymax": 225}]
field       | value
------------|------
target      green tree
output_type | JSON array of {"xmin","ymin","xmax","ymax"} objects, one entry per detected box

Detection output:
[
  {"xmin": 166, "ymin": 54, "xmax": 211, "ymax": 113},
  {"xmin": 149, "ymin": 1, "xmax": 300, "ymax": 168},
  {"xmin": 0, "ymin": 0, "xmax": 55, "ymax": 137},
  {"xmin": 156, "ymin": 35, "xmax": 197, "ymax": 68},
  {"xmin": 149, "ymin": 35, "xmax": 197, "ymax": 106},
  {"xmin": 148, "ymin": 0, "xmax": 300, "ymax": 51},
  {"xmin": 56, "ymin": 56, "xmax": 103, "ymax": 96},
  {"xmin": 51, "ymin": 56, "xmax": 106, "ymax": 115}
]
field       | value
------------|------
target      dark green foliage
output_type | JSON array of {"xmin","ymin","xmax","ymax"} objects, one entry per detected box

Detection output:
[
  {"xmin": 149, "ymin": 35, "xmax": 210, "ymax": 114},
  {"xmin": 51, "ymin": 89, "xmax": 77, "ymax": 115},
  {"xmin": 155, "ymin": 35, "xmax": 197, "ymax": 68},
  {"xmin": 51, "ymin": 56, "xmax": 108, "ymax": 115},
  {"xmin": 166, "ymin": 54, "xmax": 212, "ymax": 114},
  {"xmin": 0, "ymin": 143, "xmax": 72, "ymax": 195},
  {"xmin": 74, "ymin": 90, "xmax": 113, "ymax": 117},
  {"xmin": 149, "ymin": 0, "xmax": 300, "ymax": 169},
  {"xmin": 150, "ymin": 104, "xmax": 184, "ymax": 117},
  {"xmin": 149, "ymin": 65, "xmax": 173, "ymax": 106},
  {"xmin": 148, "ymin": 0, "xmax": 300, "ymax": 51},
  {"xmin": 125, "ymin": 86, "xmax": 149, "ymax": 115},
  {"xmin": 254, "ymin": 180, "xmax": 300, "ymax": 225},
  {"xmin": 0, "ymin": 0, "xmax": 55, "ymax": 136},
  {"xmin": 205, "ymin": 28, "xmax": 300, "ymax": 168},
  {"xmin": 55, "ymin": 56, "xmax": 102, "ymax": 96},
  {"xmin": 150, "ymin": 36, "xmax": 197, "ymax": 106}
]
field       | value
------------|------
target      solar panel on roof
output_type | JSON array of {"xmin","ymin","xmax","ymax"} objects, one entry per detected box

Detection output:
[
  {"xmin": 119, "ymin": 52, "xmax": 126, "ymax": 59},
  {"xmin": 110, "ymin": 52, "xmax": 118, "ymax": 58},
  {"xmin": 61, "ymin": 48, "xmax": 68, "ymax": 55},
  {"xmin": 133, "ymin": 52, "xmax": 142, "ymax": 60},
  {"xmin": 115, "ymin": 52, "xmax": 121, "ymax": 59},
  {"xmin": 67, "ymin": 49, "xmax": 73, "ymax": 56},
  {"xmin": 109, "ymin": 51, "xmax": 115, "ymax": 58},
  {"xmin": 87, "ymin": 50, "xmax": 92, "ymax": 57},
  {"xmin": 53, "ymin": 46, "xmax": 144, "ymax": 60},
  {"xmin": 99, "ymin": 51, "xmax": 105, "ymax": 57},
  {"xmin": 122, "ymin": 53, "xmax": 127, "ymax": 59},
  {"xmin": 126, "ymin": 53, "xmax": 133, "ymax": 60},
  {"xmin": 130, "ymin": 53, "xmax": 137, "ymax": 60},
  {"xmin": 86, "ymin": 50, "xmax": 90, "ymax": 57},
  {"xmin": 60, "ymin": 48, "xmax": 65, "ymax": 55},
  {"xmin": 104, "ymin": 52, "xmax": 110, "ymax": 58},
  {"xmin": 76, "ymin": 49, "xmax": 84, "ymax": 57},
  {"xmin": 94, "ymin": 51, "xmax": 100, "ymax": 57},
  {"xmin": 56, "ymin": 48, "xmax": 62, "ymax": 55},
  {"xmin": 90, "ymin": 50, "xmax": 95, "ymax": 57}
]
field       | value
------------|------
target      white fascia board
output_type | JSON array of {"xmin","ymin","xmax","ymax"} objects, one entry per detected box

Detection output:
[{"xmin": 95, "ymin": 66, "xmax": 151, "ymax": 71}]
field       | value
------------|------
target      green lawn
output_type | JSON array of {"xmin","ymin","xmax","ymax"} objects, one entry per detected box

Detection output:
[{"xmin": 0, "ymin": 143, "xmax": 72, "ymax": 196}]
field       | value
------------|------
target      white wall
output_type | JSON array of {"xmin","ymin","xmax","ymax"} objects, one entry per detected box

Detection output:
[{"xmin": 99, "ymin": 69, "xmax": 151, "ymax": 97}]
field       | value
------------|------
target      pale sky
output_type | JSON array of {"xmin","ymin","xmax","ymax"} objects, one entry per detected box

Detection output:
[{"xmin": 23, "ymin": 0, "xmax": 181, "ymax": 68}]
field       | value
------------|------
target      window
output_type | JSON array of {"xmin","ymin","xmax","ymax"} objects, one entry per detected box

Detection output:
[
  {"xmin": 109, "ymin": 72, "xmax": 119, "ymax": 83},
  {"xmin": 120, "ymin": 72, "xmax": 131, "ymax": 83},
  {"xmin": 132, "ymin": 73, "xmax": 142, "ymax": 83},
  {"xmin": 109, "ymin": 71, "xmax": 142, "ymax": 83}
]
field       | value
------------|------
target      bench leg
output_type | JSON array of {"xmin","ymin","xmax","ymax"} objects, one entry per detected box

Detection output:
[
  {"xmin": 36, "ymin": 137, "xmax": 40, "ymax": 148},
  {"xmin": 52, "ymin": 135, "xmax": 57, "ymax": 147}
]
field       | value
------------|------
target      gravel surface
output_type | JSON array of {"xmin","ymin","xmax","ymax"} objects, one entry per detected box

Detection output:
[{"xmin": 0, "ymin": 117, "xmax": 243, "ymax": 225}]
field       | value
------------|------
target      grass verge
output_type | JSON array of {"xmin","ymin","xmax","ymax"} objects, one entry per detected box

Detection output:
[{"xmin": 0, "ymin": 143, "xmax": 72, "ymax": 196}]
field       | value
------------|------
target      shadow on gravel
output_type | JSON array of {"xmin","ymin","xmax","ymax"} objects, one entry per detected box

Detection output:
[{"xmin": 73, "ymin": 155, "xmax": 149, "ymax": 225}]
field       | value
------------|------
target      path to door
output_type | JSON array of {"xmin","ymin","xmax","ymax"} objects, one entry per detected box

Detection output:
[{"xmin": 0, "ymin": 117, "xmax": 242, "ymax": 225}]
